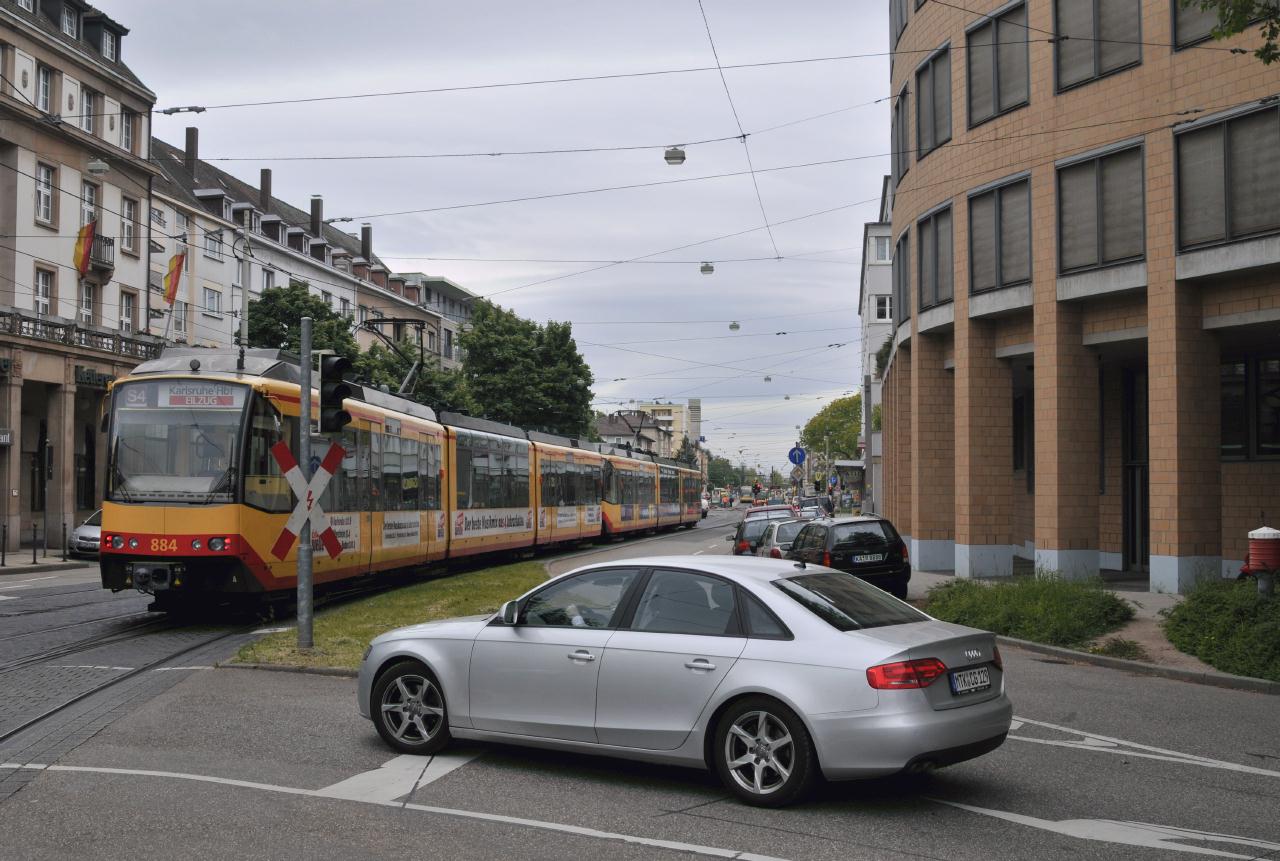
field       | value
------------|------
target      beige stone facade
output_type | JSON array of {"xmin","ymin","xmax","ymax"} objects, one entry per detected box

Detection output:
[{"xmin": 880, "ymin": 0, "xmax": 1280, "ymax": 592}]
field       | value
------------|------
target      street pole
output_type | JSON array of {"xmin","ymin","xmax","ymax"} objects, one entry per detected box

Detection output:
[{"xmin": 297, "ymin": 317, "xmax": 314, "ymax": 650}]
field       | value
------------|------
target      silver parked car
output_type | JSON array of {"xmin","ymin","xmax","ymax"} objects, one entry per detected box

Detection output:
[
  {"xmin": 357, "ymin": 556, "xmax": 1012, "ymax": 806},
  {"xmin": 70, "ymin": 509, "xmax": 102, "ymax": 557},
  {"xmin": 754, "ymin": 518, "xmax": 806, "ymax": 559}
]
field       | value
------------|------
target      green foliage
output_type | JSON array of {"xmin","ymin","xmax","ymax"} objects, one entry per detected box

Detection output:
[
  {"xmin": 1089, "ymin": 637, "xmax": 1149, "ymax": 661},
  {"xmin": 875, "ymin": 334, "xmax": 893, "ymax": 377},
  {"xmin": 354, "ymin": 337, "xmax": 473, "ymax": 415},
  {"xmin": 459, "ymin": 300, "xmax": 594, "ymax": 437},
  {"xmin": 707, "ymin": 455, "xmax": 736, "ymax": 488},
  {"xmin": 769, "ymin": 469, "xmax": 785, "ymax": 488},
  {"xmin": 674, "ymin": 435, "xmax": 699, "ymax": 466},
  {"xmin": 800, "ymin": 394, "xmax": 861, "ymax": 460},
  {"xmin": 871, "ymin": 404, "xmax": 882, "ymax": 432},
  {"xmin": 1164, "ymin": 578, "xmax": 1280, "ymax": 681},
  {"xmin": 1186, "ymin": 0, "xmax": 1280, "ymax": 64},
  {"xmin": 247, "ymin": 282, "xmax": 359, "ymax": 361},
  {"xmin": 926, "ymin": 576, "xmax": 1134, "ymax": 648}
]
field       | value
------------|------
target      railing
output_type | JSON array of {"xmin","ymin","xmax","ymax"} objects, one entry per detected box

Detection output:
[
  {"xmin": 0, "ymin": 307, "xmax": 161, "ymax": 360},
  {"xmin": 90, "ymin": 234, "xmax": 115, "ymax": 270}
]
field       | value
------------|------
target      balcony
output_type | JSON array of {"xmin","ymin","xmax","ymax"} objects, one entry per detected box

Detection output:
[
  {"xmin": 91, "ymin": 234, "xmax": 115, "ymax": 271},
  {"xmin": 1, "ymin": 307, "xmax": 160, "ymax": 361}
]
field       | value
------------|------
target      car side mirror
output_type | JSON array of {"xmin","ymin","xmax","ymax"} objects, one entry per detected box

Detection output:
[
  {"xmin": 724, "ymin": 534, "xmax": 734, "ymax": 542},
  {"xmin": 500, "ymin": 600, "xmax": 520, "ymax": 625}
]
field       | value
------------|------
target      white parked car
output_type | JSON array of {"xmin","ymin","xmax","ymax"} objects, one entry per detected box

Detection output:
[
  {"xmin": 357, "ymin": 556, "xmax": 1012, "ymax": 806},
  {"xmin": 70, "ymin": 509, "xmax": 102, "ymax": 557}
]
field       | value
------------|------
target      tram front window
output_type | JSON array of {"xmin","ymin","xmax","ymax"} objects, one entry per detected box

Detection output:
[{"xmin": 108, "ymin": 380, "xmax": 248, "ymax": 503}]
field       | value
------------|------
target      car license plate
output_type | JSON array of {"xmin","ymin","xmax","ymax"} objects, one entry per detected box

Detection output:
[
  {"xmin": 950, "ymin": 667, "xmax": 991, "ymax": 695},
  {"xmin": 853, "ymin": 553, "xmax": 885, "ymax": 563}
]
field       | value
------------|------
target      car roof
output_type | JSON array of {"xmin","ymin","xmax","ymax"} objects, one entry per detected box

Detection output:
[
  {"xmin": 808, "ymin": 515, "xmax": 888, "ymax": 525},
  {"xmin": 744, "ymin": 504, "xmax": 794, "ymax": 515},
  {"xmin": 566, "ymin": 555, "xmax": 807, "ymax": 584}
]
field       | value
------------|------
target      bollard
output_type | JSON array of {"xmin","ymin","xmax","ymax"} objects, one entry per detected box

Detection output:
[
  {"xmin": 32, "ymin": 521, "xmax": 37, "ymax": 564},
  {"xmin": 61, "ymin": 523, "xmax": 67, "ymax": 562},
  {"xmin": 1, "ymin": 521, "xmax": 6, "ymax": 567}
]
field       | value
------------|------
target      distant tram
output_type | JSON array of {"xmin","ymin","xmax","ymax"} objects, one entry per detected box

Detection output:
[{"xmin": 99, "ymin": 349, "xmax": 701, "ymax": 611}]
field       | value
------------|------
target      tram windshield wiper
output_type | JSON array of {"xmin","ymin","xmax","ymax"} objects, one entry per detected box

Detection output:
[{"xmin": 201, "ymin": 467, "xmax": 236, "ymax": 504}]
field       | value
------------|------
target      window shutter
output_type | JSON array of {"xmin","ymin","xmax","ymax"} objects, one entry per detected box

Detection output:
[
  {"xmin": 1100, "ymin": 148, "xmax": 1144, "ymax": 263},
  {"xmin": 917, "ymin": 62, "xmax": 934, "ymax": 154},
  {"xmin": 1177, "ymin": 125, "xmax": 1226, "ymax": 247},
  {"xmin": 933, "ymin": 51, "xmax": 951, "ymax": 145},
  {"xmin": 936, "ymin": 209, "xmax": 953, "ymax": 302},
  {"xmin": 919, "ymin": 216, "xmax": 935, "ymax": 307},
  {"xmin": 1175, "ymin": 3, "xmax": 1217, "ymax": 46},
  {"xmin": 1056, "ymin": 0, "xmax": 1094, "ymax": 88},
  {"xmin": 997, "ymin": 5, "xmax": 1029, "ymax": 110},
  {"xmin": 968, "ymin": 22, "xmax": 995, "ymax": 124},
  {"xmin": 970, "ymin": 193, "xmax": 997, "ymax": 291},
  {"xmin": 1227, "ymin": 109, "xmax": 1280, "ymax": 238},
  {"xmin": 1098, "ymin": 0, "xmax": 1141, "ymax": 73},
  {"xmin": 1000, "ymin": 181, "xmax": 1031, "ymax": 284},
  {"xmin": 1059, "ymin": 161, "xmax": 1097, "ymax": 270}
]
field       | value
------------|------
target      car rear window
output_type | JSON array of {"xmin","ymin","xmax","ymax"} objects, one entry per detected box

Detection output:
[
  {"xmin": 775, "ymin": 521, "xmax": 804, "ymax": 543},
  {"xmin": 775, "ymin": 571, "xmax": 927, "ymax": 630},
  {"xmin": 832, "ymin": 522, "xmax": 888, "ymax": 545},
  {"xmin": 741, "ymin": 519, "xmax": 773, "ymax": 541}
]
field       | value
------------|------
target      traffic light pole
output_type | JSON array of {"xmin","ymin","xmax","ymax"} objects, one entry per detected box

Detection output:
[{"xmin": 297, "ymin": 317, "xmax": 314, "ymax": 650}]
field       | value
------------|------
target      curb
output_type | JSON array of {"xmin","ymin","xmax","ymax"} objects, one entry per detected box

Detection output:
[
  {"xmin": 217, "ymin": 661, "xmax": 357, "ymax": 678},
  {"xmin": 0, "ymin": 560, "xmax": 92, "ymax": 577},
  {"xmin": 998, "ymin": 636, "xmax": 1280, "ymax": 696}
]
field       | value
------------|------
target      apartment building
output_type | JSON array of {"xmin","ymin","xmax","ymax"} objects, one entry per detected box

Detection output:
[
  {"xmin": 398, "ymin": 273, "xmax": 475, "ymax": 370},
  {"xmin": 880, "ymin": 0, "xmax": 1278, "ymax": 592},
  {"xmin": 0, "ymin": 0, "xmax": 158, "ymax": 549},
  {"xmin": 859, "ymin": 177, "xmax": 894, "ymax": 514},
  {"xmin": 634, "ymin": 399, "xmax": 702, "ymax": 448},
  {"xmin": 595, "ymin": 410, "xmax": 673, "ymax": 457}
]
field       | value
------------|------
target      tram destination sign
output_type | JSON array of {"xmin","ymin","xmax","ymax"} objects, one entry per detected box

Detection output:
[{"xmin": 120, "ymin": 380, "xmax": 247, "ymax": 410}]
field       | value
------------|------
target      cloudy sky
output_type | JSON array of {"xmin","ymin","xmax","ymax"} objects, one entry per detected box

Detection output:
[{"xmin": 114, "ymin": 0, "xmax": 891, "ymax": 475}]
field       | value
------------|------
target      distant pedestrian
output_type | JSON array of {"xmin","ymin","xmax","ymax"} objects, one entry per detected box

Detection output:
[{"xmin": 823, "ymin": 493, "xmax": 835, "ymax": 516}]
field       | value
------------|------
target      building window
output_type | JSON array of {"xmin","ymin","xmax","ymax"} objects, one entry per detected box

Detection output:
[
  {"xmin": 1057, "ymin": 145, "xmax": 1144, "ymax": 273},
  {"xmin": 915, "ymin": 48, "xmax": 951, "ymax": 160},
  {"xmin": 78, "ymin": 282, "xmax": 94, "ymax": 326},
  {"xmin": 203, "ymin": 229, "xmax": 223, "ymax": 260},
  {"xmin": 444, "ymin": 329, "xmax": 454, "ymax": 359},
  {"xmin": 203, "ymin": 287, "xmax": 222, "ymax": 316},
  {"xmin": 1055, "ymin": 0, "xmax": 1142, "ymax": 91},
  {"xmin": 222, "ymin": 199, "xmax": 233, "ymax": 221},
  {"xmin": 35, "ymin": 163, "xmax": 55, "ymax": 224},
  {"xmin": 151, "ymin": 206, "xmax": 166, "ymax": 227},
  {"xmin": 120, "ymin": 291, "xmax": 135, "ymax": 334},
  {"xmin": 80, "ymin": 181, "xmax": 96, "ymax": 226},
  {"xmin": 121, "ymin": 197, "xmax": 138, "ymax": 253},
  {"xmin": 61, "ymin": 5, "xmax": 77, "ymax": 37},
  {"xmin": 889, "ymin": 0, "xmax": 908, "ymax": 48},
  {"xmin": 967, "ymin": 2, "xmax": 1029, "ymax": 126},
  {"xmin": 102, "ymin": 30, "xmax": 117, "ymax": 61},
  {"xmin": 1174, "ymin": 1, "xmax": 1218, "ymax": 47},
  {"xmin": 1176, "ymin": 105, "xmax": 1280, "ymax": 250},
  {"xmin": 892, "ymin": 230, "xmax": 911, "ymax": 326},
  {"xmin": 261, "ymin": 268, "xmax": 275, "ymax": 292},
  {"xmin": 969, "ymin": 177, "xmax": 1031, "ymax": 293},
  {"xmin": 173, "ymin": 300, "xmax": 188, "ymax": 338},
  {"xmin": 917, "ymin": 206, "xmax": 954, "ymax": 310},
  {"xmin": 17, "ymin": 0, "xmax": 33, "ymax": 11},
  {"xmin": 875, "ymin": 295, "xmax": 893, "ymax": 321},
  {"xmin": 82, "ymin": 89, "xmax": 94, "ymax": 134},
  {"xmin": 36, "ymin": 65, "xmax": 51, "ymax": 112},
  {"xmin": 322, "ymin": 291, "xmax": 332, "ymax": 307},
  {"xmin": 428, "ymin": 330, "xmax": 437, "ymax": 352},
  {"xmin": 121, "ymin": 108, "xmax": 134, "ymax": 152},
  {"xmin": 891, "ymin": 84, "xmax": 910, "ymax": 186},
  {"xmin": 34, "ymin": 268, "xmax": 53, "ymax": 316},
  {"xmin": 359, "ymin": 305, "xmax": 368, "ymax": 323},
  {"xmin": 340, "ymin": 297, "xmax": 351, "ymax": 318},
  {"xmin": 873, "ymin": 235, "xmax": 892, "ymax": 262},
  {"xmin": 1221, "ymin": 356, "xmax": 1280, "ymax": 459}
]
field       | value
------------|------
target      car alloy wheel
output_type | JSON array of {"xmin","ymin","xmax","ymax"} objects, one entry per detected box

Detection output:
[
  {"xmin": 372, "ymin": 661, "xmax": 451, "ymax": 754},
  {"xmin": 714, "ymin": 696, "xmax": 814, "ymax": 806}
]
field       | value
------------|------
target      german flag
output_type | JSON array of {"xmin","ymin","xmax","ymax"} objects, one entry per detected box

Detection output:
[
  {"xmin": 163, "ymin": 252, "xmax": 185, "ymax": 305},
  {"xmin": 72, "ymin": 220, "xmax": 95, "ymax": 276}
]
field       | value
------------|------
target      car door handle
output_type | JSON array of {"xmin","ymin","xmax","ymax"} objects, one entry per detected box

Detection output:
[
  {"xmin": 567, "ymin": 650, "xmax": 595, "ymax": 662},
  {"xmin": 684, "ymin": 659, "xmax": 717, "ymax": 671}
]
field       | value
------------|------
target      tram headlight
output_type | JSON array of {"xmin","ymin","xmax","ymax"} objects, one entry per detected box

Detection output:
[
  {"xmin": 111, "ymin": 535, "xmax": 124, "ymax": 549},
  {"xmin": 208, "ymin": 537, "xmax": 225, "ymax": 552},
  {"xmin": 128, "ymin": 537, "xmax": 139, "ymax": 549},
  {"xmin": 191, "ymin": 538, "xmax": 202, "ymax": 551}
]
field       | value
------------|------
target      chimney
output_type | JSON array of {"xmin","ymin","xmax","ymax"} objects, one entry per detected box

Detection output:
[
  {"xmin": 360, "ymin": 223, "xmax": 372, "ymax": 262},
  {"xmin": 310, "ymin": 195, "xmax": 323, "ymax": 237},
  {"xmin": 184, "ymin": 126, "xmax": 198, "ymax": 174},
  {"xmin": 259, "ymin": 169, "xmax": 272, "ymax": 210}
]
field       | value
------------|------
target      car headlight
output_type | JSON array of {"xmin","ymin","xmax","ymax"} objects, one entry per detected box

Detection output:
[
  {"xmin": 362, "ymin": 643, "xmax": 373, "ymax": 661},
  {"xmin": 128, "ymin": 537, "xmax": 139, "ymax": 549},
  {"xmin": 191, "ymin": 539, "xmax": 202, "ymax": 550}
]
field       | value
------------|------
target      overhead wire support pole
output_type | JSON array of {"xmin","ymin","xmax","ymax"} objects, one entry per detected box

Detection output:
[{"xmin": 297, "ymin": 317, "xmax": 314, "ymax": 650}]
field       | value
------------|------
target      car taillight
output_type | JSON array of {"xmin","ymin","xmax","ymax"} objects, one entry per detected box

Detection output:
[
  {"xmin": 866, "ymin": 658, "xmax": 948, "ymax": 689},
  {"xmin": 770, "ymin": 547, "xmax": 782, "ymax": 559},
  {"xmin": 737, "ymin": 541, "xmax": 750, "ymax": 554},
  {"xmin": 900, "ymin": 540, "xmax": 909, "ymax": 563},
  {"xmin": 823, "ymin": 550, "xmax": 832, "ymax": 567},
  {"xmin": 992, "ymin": 644, "xmax": 1003, "ymax": 671}
]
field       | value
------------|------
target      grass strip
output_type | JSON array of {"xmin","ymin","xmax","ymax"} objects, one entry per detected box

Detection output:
[
  {"xmin": 925, "ymin": 576, "xmax": 1134, "ymax": 648},
  {"xmin": 235, "ymin": 560, "xmax": 547, "ymax": 670},
  {"xmin": 1163, "ymin": 579, "xmax": 1280, "ymax": 682}
]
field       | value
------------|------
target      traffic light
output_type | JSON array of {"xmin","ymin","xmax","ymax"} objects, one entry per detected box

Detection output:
[{"xmin": 319, "ymin": 355, "xmax": 353, "ymax": 432}]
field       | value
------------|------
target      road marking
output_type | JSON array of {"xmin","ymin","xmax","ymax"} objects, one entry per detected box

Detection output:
[
  {"xmin": 0, "ymin": 577, "xmax": 61, "ymax": 592},
  {"xmin": 153, "ymin": 666, "xmax": 213, "ymax": 672},
  {"xmin": 693, "ymin": 550, "xmax": 705, "ymax": 555},
  {"xmin": 320, "ymin": 751, "xmax": 481, "ymax": 803},
  {"xmin": 1010, "ymin": 715, "xmax": 1280, "ymax": 779},
  {"xmin": 0, "ymin": 596, "xmax": 16, "ymax": 601},
  {"xmin": 932, "ymin": 798, "xmax": 1280, "ymax": 859},
  {"xmin": 0, "ymin": 761, "xmax": 786, "ymax": 861},
  {"xmin": 51, "ymin": 665, "xmax": 134, "ymax": 671},
  {"xmin": 252, "ymin": 626, "xmax": 292, "ymax": 634}
]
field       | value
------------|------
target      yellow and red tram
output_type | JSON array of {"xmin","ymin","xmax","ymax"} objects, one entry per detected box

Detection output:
[{"xmin": 99, "ymin": 349, "xmax": 701, "ymax": 610}]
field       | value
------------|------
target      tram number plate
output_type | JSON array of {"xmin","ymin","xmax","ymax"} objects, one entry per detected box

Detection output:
[
  {"xmin": 853, "ymin": 553, "xmax": 885, "ymax": 563},
  {"xmin": 950, "ymin": 667, "xmax": 991, "ymax": 695}
]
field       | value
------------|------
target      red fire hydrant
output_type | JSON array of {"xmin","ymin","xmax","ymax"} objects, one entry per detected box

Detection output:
[{"xmin": 1243, "ymin": 526, "xmax": 1279, "ymax": 598}]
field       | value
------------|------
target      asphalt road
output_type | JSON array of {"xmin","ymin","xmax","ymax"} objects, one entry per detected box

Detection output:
[{"xmin": 3, "ymin": 512, "xmax": 1279, "ymax": 860}]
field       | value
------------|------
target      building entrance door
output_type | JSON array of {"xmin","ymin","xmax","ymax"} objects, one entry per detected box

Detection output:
[{"xmin": 1122, "ymin": 369, "xmax": 1149, "ymax": 573}]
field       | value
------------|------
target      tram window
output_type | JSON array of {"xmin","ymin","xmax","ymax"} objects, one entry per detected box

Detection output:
[
  {"xmin": 402, "ymin": 438, "xmax": 419, "ymax": 510},
  {"xmin": 601, "ymin": 461, "xmax": 616, "ymax": 504},
  {"xmin": 455, "ymin": 434, "xmax": 472, "ymax": 510},
  {"xmin": 242, "ymin": 397, "xmax": 296, "ymax": 513},
  {"xmin": 321, "ymin": 428, "xmax": 358, "ymax": 513},
  {"xmin": 470, "ymin": 447, "xmax": 490, "ymax": 510},
  {"xmin": 423, "ymin": 441, "xmax": 441, "ymax": 509},
  {"xmin": 383, "ymin": 434, "xmax": 402, "ymax": 511},
  {"xmin": 367, "ymin": 429, "xmax": 382, "ymax": 511}
]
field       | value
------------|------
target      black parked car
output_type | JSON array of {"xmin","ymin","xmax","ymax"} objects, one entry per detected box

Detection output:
[
  {"xmin": 725, "ymin": 506, "xmax": 797, "ymax": 555},
  {"xmin": 785, "ymin": 516, "xmax": 910, "ymax": 599}
]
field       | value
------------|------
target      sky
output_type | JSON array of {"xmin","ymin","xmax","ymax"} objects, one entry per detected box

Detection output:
[{"xmin": 112, "ymin": 0, "xmax": 891, "ymax": 476}]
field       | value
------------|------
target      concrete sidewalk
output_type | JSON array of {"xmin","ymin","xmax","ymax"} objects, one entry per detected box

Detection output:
[{"xmin": 0, "ymin": 555, "xmax": 94, "ymax": 577}]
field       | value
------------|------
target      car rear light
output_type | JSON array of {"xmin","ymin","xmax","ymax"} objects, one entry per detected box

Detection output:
[
  {"xmin": 736, "ymin": 541, "xmax": 750, "ymax": 554},
  {"xmin": 866, "ymin": 658, "xmax": 948, "ymax": 689},
  {"xmin": 770, "ymin": 547, "xmax": 782, "ymax": 559},
  {"xmin": 823, "ymin": 550, "xmax": 832, "ymax": 567},
  {"xmin": 900, "ymin": 540, "xmax": 909, "ymax": 563},
  {"xmin": 992, "ymin": 644, "xmax": 1003, "ymax": 671}
]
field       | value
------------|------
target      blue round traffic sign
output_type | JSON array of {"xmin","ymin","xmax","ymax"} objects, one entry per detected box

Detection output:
[{"xmin": 788, "ymin": 446, "xmax": 806, "ymax": 466}]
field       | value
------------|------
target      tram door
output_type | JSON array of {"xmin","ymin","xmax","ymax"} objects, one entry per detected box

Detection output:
[{"xmin": 1122, "ymin": 369, "xmax": 1149, "ymax": 573}]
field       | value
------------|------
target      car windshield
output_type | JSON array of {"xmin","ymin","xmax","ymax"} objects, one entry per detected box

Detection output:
[
  {"xmin": 775, "ymin": 521, "xmax": 804, "ymax": 543},
  {"xmin": 776, "ymin": 571, "xmax": 927, "ymax": 631},
  {"xmin": 108, "ymin": 380, "xmax": 248, "ymax": 503},
  {"xmin": 84, "ymin": 510, "xmax": 102, "ymax": 526},
  {"xmin": 833, "ymin": 522, "xmax": 889, "ymax": 546}
]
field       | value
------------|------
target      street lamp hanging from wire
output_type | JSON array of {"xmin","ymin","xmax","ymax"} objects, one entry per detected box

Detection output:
[{"xmin": 664, "ymin": 146, "xmax": 686, "ymax": 165}]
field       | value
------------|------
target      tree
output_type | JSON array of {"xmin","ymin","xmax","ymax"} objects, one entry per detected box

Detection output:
[
  {"xmin": 354, "ymin": 336, "xmax": 473, "ymax": 415},
  {"xmin": 799, "ymin": 394, "xmax": 862, "ymax": 461},
  {"xmin": 458, "ymin": 300, "xmax": 595, "ymax": 437},
  {"xmin": 769, "ymin": 468, "xmax": 785, "ymax": 488},
  {"xmin": 1187, "ymin": 1, "xmax": 1279, "ymax": 64},
  {"xmin": 247, "ymin": 282, "xmax": 358, "ymax": 361},
  {"xmin": 707, "ymin": 455, "xmax": 736, "ymax": 488},
  {"xmin": 674, "ymin": 435, "xmax": 699, "ymax": 466}
]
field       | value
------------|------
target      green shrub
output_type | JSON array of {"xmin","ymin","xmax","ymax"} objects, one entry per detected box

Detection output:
[
  {"xmin": 1089, "ymin": 637, "xmax": 1148, "ymax": 661},
  {"xmin": 925, "ymin": 576, "xmax": 1134, "ymax": 647},
  {"xmin": 1163, "ymin": 579, "xmax": 1280, "ymax": 682}
]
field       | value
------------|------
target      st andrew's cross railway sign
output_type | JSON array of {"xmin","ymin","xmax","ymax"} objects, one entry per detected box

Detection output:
[{"xmin": 269, "ymin": 440, "xmax": 346, "ymax": 560}]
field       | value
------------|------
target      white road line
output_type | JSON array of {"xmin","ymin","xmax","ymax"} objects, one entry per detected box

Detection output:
[
  {"xmin": 0, "ymin": 577, "xmax": 61, "ymax": 592},
  {"xmin": 693, "ymin": 550, "xmax": 705, "ymax": 556},
  {"xmin": 0, "ymin": 595, "xmax": 16, "ymax": 601},
  {"xmin": 153, "ymin": 666, "xmax": 213, "ymax": 672},
  {"xmin": 1010, "ymin": 715, "xmax": 1280, "ymax": 779},
  {"xmin": 0, "ymin": 761, "xmax": 786, "ymax": 861},
  {"xmin": 51, "ymin": 665, "xmax": 134, "ymax": 671},
  {"xmin": 320, "ymin": 751, "xmax": 480, "ymax": 803},
  {"xmin": 931, "ymin": 798, "xmax": 1280, "ymax": 858},
  {"xmin": 252, "ymin": 626, "xmax": 292, "ymax": 634}
]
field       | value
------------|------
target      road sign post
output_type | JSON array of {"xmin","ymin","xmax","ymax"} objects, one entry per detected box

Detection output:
[{"xmin": 298, "ymin": 317, "xmax": 313, "ymax": 650}]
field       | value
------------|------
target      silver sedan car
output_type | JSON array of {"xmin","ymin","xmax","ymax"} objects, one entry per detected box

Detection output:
[{"xmin": 357, "ymin": 556, "xmax": 1012, "ymax": 806}]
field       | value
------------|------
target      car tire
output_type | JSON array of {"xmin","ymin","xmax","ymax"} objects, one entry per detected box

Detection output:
[
  {"xmin": 713, "ymin": 696, "xmax": 816, "ymax": 807},
  {"xmin": 371, "ymin": 660, "xmax": 452, "ymax": 755},
  {"xmin": 889, "ymin": 579, "xmax": 909, "ymax": 600}
]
